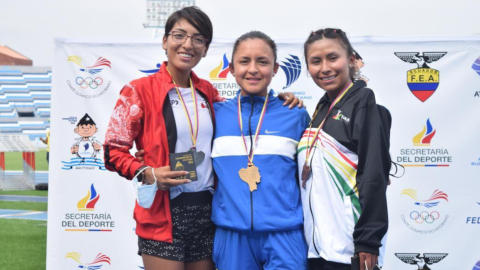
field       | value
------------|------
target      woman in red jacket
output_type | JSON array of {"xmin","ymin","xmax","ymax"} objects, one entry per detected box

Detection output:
[{"xmin": 104, "ymin": 7, "xmax": 219, "ymax": 270}]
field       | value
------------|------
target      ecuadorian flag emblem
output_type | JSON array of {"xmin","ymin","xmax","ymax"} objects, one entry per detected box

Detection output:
[{"xmin": 407, "ymin": 68, "xmax": 439, "ymax": 102}]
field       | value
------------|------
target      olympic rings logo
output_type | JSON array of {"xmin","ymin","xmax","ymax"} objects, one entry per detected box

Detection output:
[
  {"xmin": 76, "ymin": 77, "xmax": 103, "ymax": 89},
  {"xmin": 410, "ymin": 211, "xmax": 440, "ymax": 224}
]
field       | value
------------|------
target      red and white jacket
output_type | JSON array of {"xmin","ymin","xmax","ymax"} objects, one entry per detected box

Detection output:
[{"xmin": 104, "ymin": 62, "xmax": 219, "ymax": 242}]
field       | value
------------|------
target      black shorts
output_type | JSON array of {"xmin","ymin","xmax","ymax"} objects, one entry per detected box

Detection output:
[{"xmin": 138, "ymin": 191, "xmax": 215, "ymax": 262}]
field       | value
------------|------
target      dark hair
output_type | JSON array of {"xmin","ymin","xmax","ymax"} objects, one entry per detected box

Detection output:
[
  {"xmin": 164, "ymin": 6, "xmax": 213, "ymax": 47},
  {"xmin": 353, "ymin": 50, "xmax": 362, "ymax": 60},
  {"xmin": 303, "ymin": 28, "xmax": 356, "ymax": 80},
  {"xmin": 231, "ymin": 31, "xmax": 277, "ymax": 63}
]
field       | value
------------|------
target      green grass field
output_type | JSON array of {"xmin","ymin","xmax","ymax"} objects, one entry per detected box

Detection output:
[
  {"xmin": 1, "ymin": 150, "xmax": 49, "ymax": 268},
  {"xmin": 0, "ymin": 201, "xmax": 48, "ymax": 211},
  {"xmin": 0, "ymin": 192, "xmax": 48, "ymax": 269},
  {"xmin": 0, "ymin": 190, "xmax": 48, "ymax": 196},
  {"xmin": 0, "ymin": 219, "xmax": 47, "ymax": 270},
  {"xmin": 4, "ymin": 150, "xmax": 49, "ymax": 171}
]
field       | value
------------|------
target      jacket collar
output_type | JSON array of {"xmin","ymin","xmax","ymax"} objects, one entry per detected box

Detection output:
[
  {"xmin": 234, "ymin": 89, "xmax": 276, "ymax": 103},
  {"xmin": 154, "ymin": 61, "xmax": 206, "ymax": 93},
  {"xmin": 317, "ymin": 80, "xmax": 365, "ymax": 108}
]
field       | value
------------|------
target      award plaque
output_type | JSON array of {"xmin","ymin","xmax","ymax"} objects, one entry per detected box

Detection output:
[{"xmin": 169, "ymin": 151, "xmax": 198, "ymax": 181}]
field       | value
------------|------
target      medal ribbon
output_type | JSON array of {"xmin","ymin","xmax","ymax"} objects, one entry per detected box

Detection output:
[
  {"xmin": 304, "ymin": 83, "xmax": 353, "ymax": 163},
  {"xmin": 167, "ymin": 67, "xmax": 199, "ymax": 148},
  {"xmin": 237, "ymin": 93, "xmax": 269, "ymax": 166}
]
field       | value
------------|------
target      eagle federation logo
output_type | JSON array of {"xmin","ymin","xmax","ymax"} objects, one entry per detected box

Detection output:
[
  {"xmin": 280, "ymin": 55, "xmax": 301, "ymax": 89},
  {"xmin": 394, "ymin": 52, "xmax": 447, "ymax": 102},
  {"xmin": 395, "ymin": 253, "xmax": 448, "ymax": 270}
]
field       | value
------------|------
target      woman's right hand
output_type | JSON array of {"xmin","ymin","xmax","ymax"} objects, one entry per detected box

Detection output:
[{"xmin": 145, "ymin": 166, "xmax": 191, "ymax": 191}]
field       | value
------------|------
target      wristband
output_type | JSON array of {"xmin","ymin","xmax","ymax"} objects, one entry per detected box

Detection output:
[{"xmin": 134, "ymin": 165, "xmax": 150, "ymax": 183}]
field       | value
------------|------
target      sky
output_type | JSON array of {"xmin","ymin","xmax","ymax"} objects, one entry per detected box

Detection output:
[{"xmin": 1, "ymin": 0, "xmax": 479, "ymax": 67}]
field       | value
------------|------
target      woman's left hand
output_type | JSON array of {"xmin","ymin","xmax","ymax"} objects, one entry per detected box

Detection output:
[
  {"xmin": 135, "ymin": 149, "xmax": 145, "ymax": 163},
  {"xmin": 278, "ymin": 92, "xmax": 304, "ymax": 109},
  {"xmin": 359, "ymin": 252, "xmax": 378, "ymax": 270}
]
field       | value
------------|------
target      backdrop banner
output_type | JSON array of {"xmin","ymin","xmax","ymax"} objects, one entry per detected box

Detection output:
[{"xmin": 48, "ymin": 37, "xmax": 480, "ymax": 270}]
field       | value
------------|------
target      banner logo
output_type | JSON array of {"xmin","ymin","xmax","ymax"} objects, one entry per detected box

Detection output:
[
  {"xmin": 395, "ymin": 52, "xmax": 447, "ymax": 102},
  {"xmin": 279, "ymin": 55, "xmax": 301, "ymax": 89},
  {"xmin": 400, "ymin": 189, "xmax": 449, "ymax": 234},
  {"xmin": 77, "ymin": 184, "xmax": 100, "ymax": 211},
  {"xmin": 139, "ymin": 63, "xmax": 161, "ymax": 75},
  {"xmin": 68, "ymin": 56, "xmax": 111, "ymax": 75},
  {"xmin": 61, "ymin": 113, "xmax": 106, "ymax": 170},
  {"xmin": 396, "ymin": 118, "xmax": 452, "ymax": 167},
  {"xmin": 62, "ymin": 184, "xmax": 114, "ymax": 232},
  {"xmin": 466, "ymin": 202, "xmax": 480, "ymax": 225},
  {"xmin": 66, "ymin": 55, "xmax": 112, "ymax": 99},
  {"xmin": 274, "ymin": 54, "xmax": 312, "ymax": 101},
  {"xmin": 395, "ymin": 253, "xmax": 448, "ymax": 269},
  {"xmin": 75, "ymin": 77, "xmax": 103, "ymax": 90},
  {"xmin": 210, "ymin": 53, "xmax": 230, "ymax": 80},
  {"xmin": 401, "ymin": 188, "xmax": 448, "ymax": 208},
  {"xmin": 413, "ymin": 118, "xmax": 435, "ymax": 146},
  {"xmin": 209, "ymin": 53, "xmax": 238, "ymax": 99},
  {"xmin": 66, "ymin": 252, "xmax": 111, "ymax": 269}
]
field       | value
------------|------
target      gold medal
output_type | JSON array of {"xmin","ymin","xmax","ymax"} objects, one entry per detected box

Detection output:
[
  {"xmin": 238, "ymin": 165, "xmax": 261, "ymax": 192},
  {"xmin": 237, "ymin": 92, "xmax": 269, "ymax": 192}
]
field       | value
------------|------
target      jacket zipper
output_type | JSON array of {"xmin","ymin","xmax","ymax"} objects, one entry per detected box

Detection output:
[
  {"xmin": 309, "ymin": 133, "xmax": 320, "ymax": 255},
  {"xmin": 248, "ymin": 95, "xmax": 255, "ymax": 231}
]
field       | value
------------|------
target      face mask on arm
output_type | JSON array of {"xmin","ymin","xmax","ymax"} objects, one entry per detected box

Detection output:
[{"xmin": 133, "ymin": 167, "xmax": 158, "ymax": 209}]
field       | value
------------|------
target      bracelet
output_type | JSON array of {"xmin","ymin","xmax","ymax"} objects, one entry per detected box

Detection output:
[{"xmin": 151, "ymin": 167, "xmax": 158, "ymax": 184}]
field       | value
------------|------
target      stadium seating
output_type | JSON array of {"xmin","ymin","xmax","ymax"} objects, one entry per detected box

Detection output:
[{"xmin": 0, "ymin": 66, "xmax": 51, "ymax": 141}]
